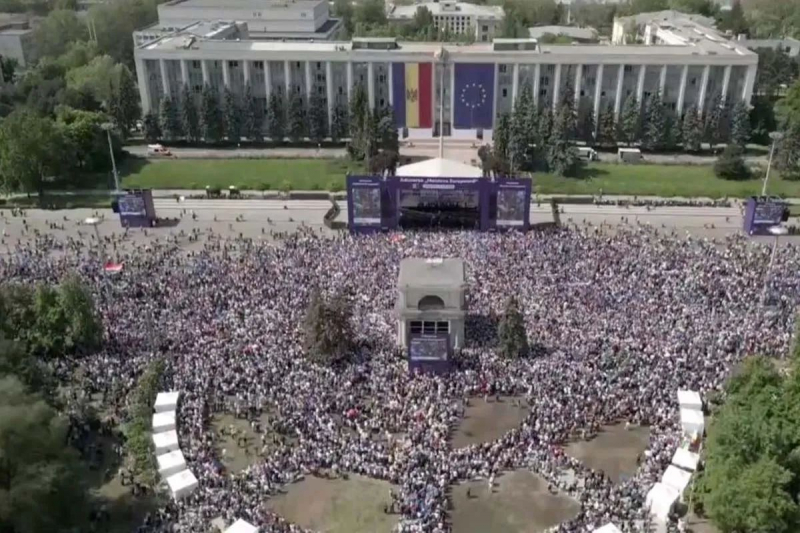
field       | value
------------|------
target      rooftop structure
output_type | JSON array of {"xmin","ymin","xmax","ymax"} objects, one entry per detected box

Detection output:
[
  {"xmin": 388, "ymin": 1, "xmax": 504, "ymax": 42},
  {"xmin": 528, "ymin": 25, "xmax": 598, "ymax": 43},
  {"xmin": 736, "ymin": 36, "xmax": 800, "ymax": 57},
  {"xmin": 0, "ymin": 20, "xmax": 35, "ymax": 66}
]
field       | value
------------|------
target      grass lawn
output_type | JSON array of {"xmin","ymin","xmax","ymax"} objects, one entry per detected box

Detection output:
[
  {"xmin": 122, "ymin": 158, "xmax": 362, "ymax": 191},
  {"xmin": 0, "ymin": 193, "xmax": 112, "ymax": 209}
]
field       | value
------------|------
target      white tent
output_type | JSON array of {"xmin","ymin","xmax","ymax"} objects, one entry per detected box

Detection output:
[
  {"xmin": 152, "ymin": 410, "xmax": 177, "ymax": 433},
  {"xmin": 646, "ymin": 482, "xmax": 680, "ymax": 521},
  {"xmin": 593, "ymin": 524, "xmax": 622, "ymax": 533},
  {"xmin": 167, "ymin": 469, "xmax": 198, "ymax": 501},
  {"xmin": 680, "ymin": 407, "xmax": 705, "ymax": 437},
  {"xmin": 225, "ymin": 519, "xmax": 259, "ymax": 533},
  {"xmin": 661, "ymin": 465, "xmax": 693, "ymax": 496},
  {"xmin": 395, "ymin": 157, "xmax": 482, "ymax": 178},
  {"xmin": 152, "ymin": 429, "xmax": 180, "ymax": 454},
  {"xmin": 155, "ymin": 391, "xmax": 180, "ymax": 413},
  {"xmin": 671, "ymin": 447, "xmax": 700, "ymax": 472},
  {"xmin": 677, "ymin": 390, "xmax": 702, "ymax": 410},
  {"xmin": 156, "ymin": 450, "xmax": 187, "ymax": 478}
]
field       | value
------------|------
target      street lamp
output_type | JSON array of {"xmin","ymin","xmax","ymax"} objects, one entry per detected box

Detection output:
[
  {"xmin": 101, "ymin": 123, "xmax": 120, "ymax": 192},
  {"xmin": 761, "ymin": 224, "xmax": 788, "ymax": 305},
  {"xmin": 762, "ymin": 131, "xmax": 784, "ymax": 197}
]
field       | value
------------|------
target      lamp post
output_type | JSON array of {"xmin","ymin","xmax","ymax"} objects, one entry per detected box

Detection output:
[
  {"xmin": 761, "ymin": 224, "xmax": 788, "ymax": 306},
  {"xmin": 84, "ymin": 217, "xmax": 106, "ymax": 262},
  {"xmin": 102, "ymin": 123, "xmax": 120, "ymax": 192},
  {"xmin": 762, "ymin": 131, "xmax": 784, "ymax": 197}
]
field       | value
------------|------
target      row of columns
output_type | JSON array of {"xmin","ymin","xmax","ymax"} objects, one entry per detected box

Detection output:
[{"xmin": 138, "ymin": 57, "xmax": 757, "ymax": 131}]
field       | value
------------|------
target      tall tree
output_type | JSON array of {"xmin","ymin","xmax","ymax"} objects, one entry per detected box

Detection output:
[
  {"xmin": 642, "ymin": 92, "xmax": 667, "ymax": 151},
  {"xmin": 142, "ymin": 110, "xmax": 160, "ymax": 143},
  {"xmin": 577, "ymin": 105, "xmax": 596, "ymax": 145},
  {"xmin": 547, "ymin": 101, "xmax": 582, "ymax": 176},
  {"xmin": 617, "ymin": 95, "xmax": 640, "ymax": 146},
  {"xmin": 330, "ymin": 102, "xmax": 348, "ymax": 143},
  {"xmin": 597, "ymin": 105, "xmax": 616, "ymax": 148},
  {"xmin": 510, "ymin": 83, "xmax": 537, "ymax": 170},
  {"xmin": 200, "ymin": 85, "xmax": 224, "ymax": 143},
  {"xmin": 729, "ymin": 101, "xmax": 751, "ymax": 148},
  {"xmin": 714, "ymin": 144, "xmax": 750, "ymax": 180},
  {"xmin": 347, "ymin": 84, "xmax": 369, "ymax": 159},
  {"xmin": 242, "ymin": 84, "xmax": 264, "ymax": 143},
  {"xmin": 703, "ymin": 94, "xmax": 724, "ymax": 149},
  {"xmin": 308, "ymin": 89, "xmax": 328, "ymax": 144},
  {"xmin": 223, "ymin": 87, "xmax": 242, "ymax": 143},
  {"xmin": 682, "ymin": 107, "xmax": 703, "ymax": 152},
  {"xmin": 497, "ymin": 296, "xmax": 529, "ymax": 359},
  {"xmin": 108, "ymin": 65, "xmax": 139, "ymax": 139},
  {"xmin": 494, "ymin": 112, "xmax": 511, "ymax": 162},
  {"xmin": 159, "ymin": 95, "xmax": 182, "ymax": 141},
  {"xmin": 267, "ymin": 92, "xmax": 286, "ymax": 142},
  {"xmin": 287, "ymin": 90, "xmax": 307, "ymax": 142},
  {"xmin": 303, "ymin": 289, "xmax": 355, "ymax": 366},
  {"xmin": 776, "ymin": 124, "xmax": 800, "ymax": 181},
  {"xmin": 180, "ymin": 84, "xmax": 201, "ymax": 143}
]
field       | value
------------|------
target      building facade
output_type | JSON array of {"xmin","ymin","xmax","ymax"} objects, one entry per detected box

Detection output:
[
  {"xmin": 388, "ymin": 1, "xmax": 504, "ymax": 43},
  {"xmin": 134, "ymin": 12, "xmax": 758, "ymax": 141}
]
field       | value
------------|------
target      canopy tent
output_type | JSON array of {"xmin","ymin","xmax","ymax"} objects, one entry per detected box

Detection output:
[
  {"xmin": 167, "ymin": 469, "xmax": 198, "ymax": 501},
  {"xmin": 395, "ymin": 157, "xmax": 482, "ymax": 178},
  {"xmin": 661, "ymin": 465, "xmax": 693, "ymax": 496},
  {"xmin": 152, "ymin": 410, "xmax": 176, "ymax": 433},
  {"xmin": 593, "ymin": 524, "xmax": 622, "ymax": 533},
  {"xmin": 680, "ymin": 407, "xmax": 705, "ymax": 437},
  {"xmin": 677, "ymin": 390, "xmax": 702, "ymax": 410},
  {"xmin": 153, "ymin": 429, "xmax": 180, "ymax": 454},
  {"xmin": 646, "ymin": 482, "xmax": 680, "ymax": 521},
  {"xmin": 225, "ymin": 519, "xmax": 259, "ymax": 533},
  {"xmin": 155, "ymin": 391, "xmax": 180, "ymax": 413},
  {"xmin": 156, "ymin": 450, "xmax": 187, "ymax": 478},
  {"xmin": 671, "ymin": 447, "xmax": 700, "ymax": 472}
]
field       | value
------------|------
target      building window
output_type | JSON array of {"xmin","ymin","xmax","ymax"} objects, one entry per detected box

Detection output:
[
  {"xmin": 540, "ymin": 89, "xmax": 547, "ymax": 96},
  {"xmin": 192, "ymin": 60, "xmax": 201, "ymax": 69},
  {"xmin": 624, "ymin": 65, "xmax": 632, "ymax": 73},
  {"xmin": 296, "ymin": 62, "xmax": 301, "ymax": 68},
  {"xmin": 229, "ymin": 61, "xmax": 238, "ymax": 68},
  {"xmin": 580, "ymin": 90, "xmax": 585, "ymax": 96},
  {"xmin": 482, "ymin": 24, "xmax": 488, "ymax": 32},
  {"xmin": 379, "ymin": 75, "xmax": 385, "ymax": 83},
  {"xmin": 255, "ymin": 62, "xmax": 264, "ymax": 70},
  {"xmin": 499, "ymin": 64, "xmax": 507, "ymax": 73},
  {"xmin": 502, "ymin": 88, "xmax": 507, "ymax": 97},
  {"xmin": 423, "ymin": 322, "xmax": 435, "ymax": 335},
  {"xmin": 410, "ymin": 321, "xmax": 422, "ymax": 334},
  {"xmin": 379, "ymin": 98, "xmax": 385, "ymax": 107},
  {"xmin": 339, "ymin": 87, "xmax": 343, "ymax": 95},
  {"xmin": 542, "ymin": 76, "xmax": 549, "ymax": 87},
  {"xmin": 317, "ymin": 62, "xmax": 322, "ymax": 69},
  {"xmin": 601, "ymin": 90, "xmax": 606, "ymax": 96},
  {"xmin": 319, "ymin": 86, "xmax": 324, "ymax": 94}
]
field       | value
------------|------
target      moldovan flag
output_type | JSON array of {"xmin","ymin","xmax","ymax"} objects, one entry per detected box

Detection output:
[{"xmin": 392, "ymin": 63, "xmax": 433, "ymax": 129}]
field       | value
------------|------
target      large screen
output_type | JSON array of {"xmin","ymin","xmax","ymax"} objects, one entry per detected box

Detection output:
[
  {"xmin": 118, "ymin": 193, "xmax": 147, "ymax": 216},
  {"xmin": 352, "ymin": 187, "xmax": 382, "ymax": 225},
  {"xmin": 496, "ymin": 188, "xmax": 527, "ymax": 227},
  {"xmin": 409, "ymin": 335, "xmax": 449, "ymax": 361},
  {"xmin": 743, "ymin": 197, "xmax": 788, "ymax": 235}
]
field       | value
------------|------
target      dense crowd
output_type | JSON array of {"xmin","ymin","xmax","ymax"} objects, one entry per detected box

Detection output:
[{"xmin": 2, "ymin": 223, "xmax": 799, "ymax": 533}]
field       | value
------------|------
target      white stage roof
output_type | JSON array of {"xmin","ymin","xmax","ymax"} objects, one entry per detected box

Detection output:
[
  {"xmin": 593, "ymin": 524, "xmax": 622, "ymax": 533},
  {"xmin": 155, "ymin": 391, "xmax": 180, "ymax": 412},
  {"xmin": 679, "ymin": 407, "xmax": 705, "ymax": 437},
  {"xmin": 671, "ymin": 447, "xmax": 700, "ymax": 472},
  {"xmin": 646, "ymin": 482, "xmax": 680, "ymax": 522},
  {"xmin": 157, "ymin": 449, "xmax": 187, "ymax": 478},
  {"xmin": 225, "ymin": 519, "xmax": 259, "ymax": 533},
  {"xmin": 661, "ymin": 464, "xmax": 693, "ymax": 494},
  {"xmin": 167, "ymin": 469, "xmax": 198, "ymax": 501},
  {"xmin": 152, "ymin": 429, "xmax": 180, "ymax": 454},
  {"xmin": 152, "ymin": 410, "xmax": 177, "ymax": 433},
  {"xmin": 677, "ymin": 390, "xmax": 702, "ymax": 410},
  {"xmin": 395, "ymin": 157, "xmax": 482, "ymax": 178}
]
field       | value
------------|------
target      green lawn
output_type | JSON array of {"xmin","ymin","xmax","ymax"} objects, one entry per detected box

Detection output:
[
  {"xmin": 0, "ymin": 193, "xmax": 112, "ymax": 209},
  {"xmin": 122, "ymin": 158, "xmax": 361, "ymax": 191}
]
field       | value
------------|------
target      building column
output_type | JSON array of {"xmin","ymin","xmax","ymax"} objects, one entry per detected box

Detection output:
[
  {"xmin": 491, "ymin": 62, "xmax": 499, "ymax": 125},
  {"xmin": 574, "ymin": 64, "xmax": 583, "ymax": 108},
  {"xmin": 697, "ymin": 64, "xmax": 710, "ymax": 114},
  {"xmin": 325, "ymin": 61, "xmax": 334, "ymax": 135},
  {"xmin": 305, "ymin": 60, "xmax": 313, "ymax": 99},
  {"xmin": 200, "ymin": 59, "xmax": 209, "ymax": 86},
  {"xmin": 222, "ymin": 60, "xmax": 230, "ymax": 89},
  {"xmin": 284, "ymin": 60, "xmax": 291, "ymax": 96},
  {"xmin": 449, "ymin": 62, "xmax": 455, "ymax": 131},
  {"xmin": 367, "ymin": 62, "xmax": 375, "ymax": 109},
  {"xmin": 135, "ymin": 57, "xmax": 151, "ymax": 114},
  {"xmin": 720, "ymin": 64, "xmax": 731, "ymax": 103},
  {"xmin": 552, "ymin": 63, "xmax": 562, "ymax": 111},
  {"xmin": 593, "ymin": 64, "xmax": 604, "ymax": 126},
  {"xmin": 636, "ymin": 64, "xmax": 646, "ymax": 103},
  {"xmin": 742, "ymin": 64, "xmax": 756, "ymax": 104},
  {"xmin": 264, "ymin": 61, "xmax": 272, "ymax": 100},
  {"xmin": 346, "ymin": 61, "xmax": 353, "ymax": 102},
  {"xmin": 511, "ymin": 63, "xmax": 519, "ymax": 106},
  {"xmin": 387, "ymin": 61, "xmax": 393, "ymax": 106},
  {"xmin": 659, "ymin": 64, "xmax": 667, "ymax": 96},
  {"xmin": 159, "ymin": 59, "xmax": 170, "ymax": 95},
  {"xmin": 180, "ymin": 59, "xmax": 189, "ymax": 90},
  {"xmin": 243, "ymin": 60, "xmax": 251, "ymax": 88},
  {"xmin": 533, "ymin": 63, "xmax": 541, "ymax": 106},
  {"xmin": 676, "ymin": 64, "xmax": 688, "ymax": 115},
  {"xmin": 614, "ymin": 64, "xmax": 624, "ymax": 116}
]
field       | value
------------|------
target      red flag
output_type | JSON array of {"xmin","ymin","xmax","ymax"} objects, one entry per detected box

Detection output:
[{"xmin": 104, "ymin": 262, "xmax": 123, "ymax": 273}]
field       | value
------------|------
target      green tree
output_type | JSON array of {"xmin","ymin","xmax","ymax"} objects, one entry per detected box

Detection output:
[
  {"xmin": 718, "ymin": 0, "xmax": 748, "ymax": 35},
  {"xmin": 65, "ymin": 55, "xmax": 124, "ymax": 105},
  {"xmin": 776, "ymin": 124, "xmax": 800, "ymax": 181},
  {"xmin": 0, "ymin": 109, "xmax": 67, "ymax": 199},
  {"xmin": 32, "ymin": 9, "xmax": 88, "ymax": 60},
  {"xmin": 493, "ymin": 112, "xmax": 511, "ymax": 162},
  {"xmin": 243, "ymin": 84, "xmax": 264, "ymax": 143},
  {"xmin": 0, "ymin": 336, "xmax": 53, "ymax": 398},
  {"xmin": 348, "ymin": 84, "xmax": 369, "ymax": 159},
  {"xmin": 597, "ymin": 105, "xmax": 616, "ymax": 148},
  {"xmin": 729, "ymin": 100, "xmax": 751, "ymax": 148},
  {"xmin": 142, "ymin": 110, "xmax": 161, "ymax": 142},
  {"xmin": 577, "ymin": 106, "xmax": 595, "ymax": 145},
  {"xmin": 0, "ymin": 376, "xmax": 91, "ymax": 533},
  {"xmin": 200, "ymin": 85, "xmax": 224, "ymax": 143},
  {"xmin": 267, "ymin": 91, "xmax": 286, "ymax": 142},
  {"xmin": 497, "ymin": 296, "xmax": 529, "ymax": 359},
  {"xmin": 287, "ymin": 90, "xmax": 307, "ymax": 142},
  {"xmin": 159, "ymin": 95, "xmax": 182, "ymax": 142},
  {"xmin": 55, "ymin": 106, "xmax": 118, "ymax": 173},
  {"xmin": 510, "ymin": 83, "xmax": 537, "ymax": 170},
  {"xmin": 354, "ymin": 0, "xmax": 386, "ymax": 27},
  {"xmin": 180, "ymin": 83, "xmax": 201, "ymax": 143},
  {"xmin": 617, "ymin": 95, "xmax": 640, "ymax": 146},
  {"xmin": 302, "ymin": 289, "xmax": 355, "ymax": 366},
  {"xmin": 642, "ymin": 92, "xmax": 667, "ymax": 150},
  {"xmin": 88, "ymin": 0, "xmax": 159, "ymax": 66},
  {"xmin": 547, "ymin": 102, "xmax": 582, "ymax": 176},
  {"xmin": 714, "ymin": 143, "xmax": 750, "ymax": 180},
  {"xmin": 330, "ymin": 102, "xmax": 348, "ymax": 143},
  {"xmin": 308, "ymin": 89, "xmax": 328, "ymax": 144},
  {"xmin": 333, "ymin": 0, "xmax": 354, "ymax": 36},
  {"xmin": 682, "ymin": 107, "xmax": 703, "ymax": 152},
  {"xmin": 109, "ymin": 65, "xmax": 140, "ymax": 139},
  {"xmin": 223, "ymin": 87, "xmax": 242, "ymax": 143}
]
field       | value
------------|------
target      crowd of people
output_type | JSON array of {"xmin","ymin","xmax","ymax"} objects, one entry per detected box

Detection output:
[{"xmin": 2, "ymin": 221, "xmax": 799, "ymax": 533}]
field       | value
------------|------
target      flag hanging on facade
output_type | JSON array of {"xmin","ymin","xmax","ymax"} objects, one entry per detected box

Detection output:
[
  {"xmin": 392, "ymin": 63, "xmax": 433, "ymax": 129},
  {"xmin": 454, "ymin": 63, "xmax": 495, "ymax": 130}
]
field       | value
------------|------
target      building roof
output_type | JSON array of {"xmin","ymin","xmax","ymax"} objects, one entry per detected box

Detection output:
[
  {"xmin": 396, "ymin": 157, "xmax": 482, "ymax": 178},
  {"xmin": 528, "ymin": 25, "xmax": 597, "ymax": 41},
  {"xmin": 389, "ymin": 1, "xmax": 503, "ymax": 21},
  {"xmin": 615, "ymin": 9, "xmax": 715, "ymax": 28},
  {"xmin": 398, "ymin": 258, "xmax": 465, "ymax": 288},
  {"xmin": 162, "ymin": 0, "xmax": 323, "ymax": 9}
]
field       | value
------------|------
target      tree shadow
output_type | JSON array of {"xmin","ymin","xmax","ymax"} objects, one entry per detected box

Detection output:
[{"xmin": 570, "ymin": 165, "xmax": 610, "ymax": 180}]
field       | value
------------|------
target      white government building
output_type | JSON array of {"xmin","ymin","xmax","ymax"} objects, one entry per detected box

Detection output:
[
  {"xmin": 133, "ymin": 9, "xmax": 758, "ymax": 140},
  {"xmin": 387, "ymin": 0, "xmax": 505, "ymax": 42}
]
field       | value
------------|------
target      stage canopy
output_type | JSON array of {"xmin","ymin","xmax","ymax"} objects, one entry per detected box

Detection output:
[
  {"xmin": 152, "ymin": 410, "xmax": 176, "ymax": 433},
  {"xmin": 646, "ymin": 482, "xmax": 680, "ymax": 521},
  {"xmin": 395, "ymin": 157, "xmax": 482, "ymax": 178},
  {"xmin": 225, "ymin": 519, "xmax": 259, "ymax": 533},
  {"xmin": 593, "ymin": 523, "xmax": 622, "ymax": 533},
  {"xmin": 671, "ymin": 447, "xmax": 700, "ymax": 472},
  {"xmin": 661, "ymin": 465, "xmax": 693, "ymax": 495},
  {"xmin": 157, "ymin": 449, "xmax": 187, "ymax": 478},
  {"xmin": 155, "ymin": 391, "xmax": 180, "ymax": 412},
  {"xmin": 167, "ymin": 469, "xmax": 198, "ymax": 501},
  {"xmin": 680, "ymin": 407, "xmax": 705, "ymax": 437},
  {"xmin": 677, "ymin": 390, "xmax": 702, "ymax": 410}
]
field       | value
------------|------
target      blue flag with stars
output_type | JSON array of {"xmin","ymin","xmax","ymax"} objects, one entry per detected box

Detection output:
[{"xmin": 454, "ymin": 63, "xmax": 495, "ymax": 130}]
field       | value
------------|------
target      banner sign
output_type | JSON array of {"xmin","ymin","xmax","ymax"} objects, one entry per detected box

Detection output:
[
  {"xmin": 743, "ymin": 197, "xmax": 788, "ymax": 236},
  {"xmin": 408, "ymin": 332, "xmax": 451, "ymax": 373}
]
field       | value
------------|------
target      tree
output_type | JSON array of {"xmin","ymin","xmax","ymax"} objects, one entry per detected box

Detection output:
[
  {"xmin": 718, "ymin": 0, "xmax": 748, "ymax": 35},
  {"xmin": 714, "ymin": 144, "xmax": 750, "ymax": 180},
  {"xmin": 547, "ymin": 102, "xmax": 582, "ymax": 177},
  {"xmin": 55, "ymin": 106, "xmax": 118, "ymax": 173},
  {"xmin": 0, "ymin": 376, "xmax": 91, "ymax": 533},
  {"xmin": 267, "ymin": 92, "xmax": 286, "ymax": 142},
  {"xmin": 682, "ymin": 107, "xmax": 703, "ymax": 152},
  {"xmin": 0, "ymin": 109, "xmax": 67, "ymax": 199},
  {"xmin": 347, "ymin": 84, "xmax": 369, "ymax": 159},
  {"xmin": 330, "ymin": 102, "xmax": 348, "ymax": 143},
  {"xmin": 497, "ymin": 297, "xmax": 529, "ymax": 359},
  {"xmin": 180, "ymin": 83, "xmax": 201, "ymax": 143},
  {"xmin": 729, "ymin": 101, "xmax": 751, "ymax": 148},
  {"xmin": 0, "ymin": 56, "xmax": 16, "ymax": 83},
  {"xmin": 493, "ymin": 112, "xmax": 511, "ymax": 162},
  {"xmin": 222, "ymin": 87, "xmax": 242, "ymax": 143},
  {"xmin": 142, "ymin": 110, "xmax": 161, "ymax": 143},
  {"xmin": 617, "ymin": 95, "xmax": 640, "ymax": 146},
  {"xmin": 308, "ymin": 89, "xmax": 328, "ymax": 144},
  {"xmin": 287, "ymin": 90, "xmax": 307, "ymax": 142},
  {"xmin": 242, "ymin": 83, "xmax": 264, "ymax": 143},
  {"xmin": 776, "ymin": 124, "xmax": 800, "ymax": 181},
  {"xmin": 32, "ymin": 9, "xmax": 88, "ymax": 60},
  {"xmin": 510, "ymin": 83, "xmax": 537, "ymax": 170},
  {"xmin": 703, "ymin": 95, "xmax": 725, "ymax": 149},
  {"xmin": 65, "ymin": 55, "xmax": 124, "ymax": 105},
  {"xmin": 642, "ymin": 92, "xmax": 667, "ymax": 150},
  {"xmin": 333, "ymin": 0, "xmax": 354, "ymax": 36},
  {"xmin": 200, "ymin": 85, "xmax": 224, "ymax": 143},
  {"xmin": 109, "ymin": 65, "xmax": 140, "ymax": 139},
  {"xmin": 597, "ymin": 105, "xmax": 616, "ymax": 148},
  {"xmin": 159, "ymin": 95, "xmax": 183, "ymax": 141},
  {"xmin": 302, "ymin": 289, "xmax": 355, "ymax": 366},
  {"xmin": 0, "ymin": 336, "xmax": 53, "ymax": 398}
]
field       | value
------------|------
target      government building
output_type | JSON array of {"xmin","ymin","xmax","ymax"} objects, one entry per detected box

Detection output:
[{"xmin": 133, "ymin": 9, "xmax": 758, "ymax": 141}]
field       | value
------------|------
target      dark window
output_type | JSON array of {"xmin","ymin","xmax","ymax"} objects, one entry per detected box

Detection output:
[
  {"xmin": 229, "ymin": 60, "xmax": 238, "ymax": 68},
  {"xmin": 410, "ymin": 321, "xmax": 423, "ymax": 334},
  {"xmin": 317, "ymin": 62, "xmax": 322, "ymax": 68},
  {"xmin": 436, "ymin": 321, "xmax": 449, "ymax": 333},
  {"xmin": 482, "ymin": 25, "xmax": 488, "ymax": 31},
  {"xmin": 540, "ymin": 89, "xmax": 547, "ymax": 96},
  {"xmin": 338, "ymin": 87, "xmax": 343, "ymax": 95},
  {"xmin": 192, "ymin": 60, "xmax": 201, "ymax": 69},
  {"xmin": 418, "ymin": 295, "xmax": 445, "ymax": 311},
  {"xmin": 624, "ymin": 65, "xmax": 632, "ymax": 73},
  {"xmin": 379, "ymin": 98, "xmax": 385, "ymax": 106},
  {"xmin": 542, "ymin": 76, "xmax": 549, "ymax": 87},
  {"xmin": 499, "ymin": 65, "xmax": 507, "ymax": 73},
  {"xmin": 423, "ymin": 322, "xmax": 436, "ymax": 335},
  {"xmin": 296, "ymin": 62, "xmax": 301, "ymax": 68},
  {"xmin": 502, "ymin": 88, "xmax": 507, "ymax": 97}
]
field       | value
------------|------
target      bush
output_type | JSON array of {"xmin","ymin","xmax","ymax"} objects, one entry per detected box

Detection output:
[
  {"xmin": 714, "ymin": 145, "xmax": 750, "ymax": 181},
  {"xmin": 328, "ymin": 179, "xmax": 344, "ymax": 192},
  {"xmin": 258, "ymin": 181, "xmax": 272, "ymax": 191},
  {"xmin": 280, "ymin": 180, "xmax": 292, "ymax": 194}
]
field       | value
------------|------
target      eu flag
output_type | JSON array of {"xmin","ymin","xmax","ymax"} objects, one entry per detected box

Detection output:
[{"xmin": 454, "ymin": 63, "xmax": 495, "ymax": 130}]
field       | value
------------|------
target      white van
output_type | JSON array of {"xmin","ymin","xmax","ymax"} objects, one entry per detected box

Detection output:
[
  {"xmin": 618, "ymin": 147, "xmax": 642, "ymax": 163},
  {"xmin": 577, "ymin": 147, "xmax": 598, "ymax": 161}
]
